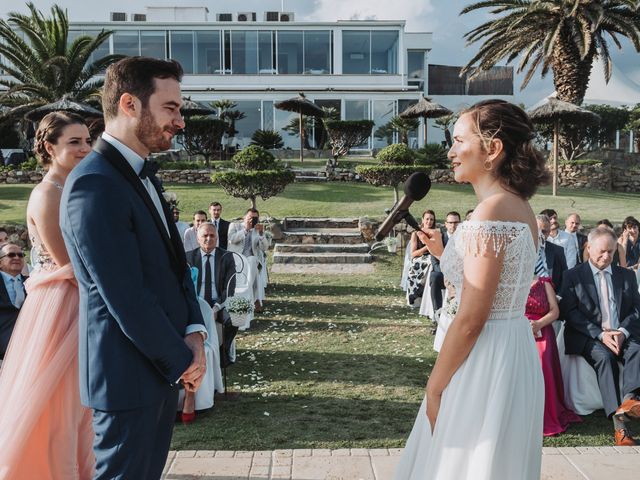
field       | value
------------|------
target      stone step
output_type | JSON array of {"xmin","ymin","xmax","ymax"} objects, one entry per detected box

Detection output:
[
  {"xmin": 294, "ymin": 175, "xmax": 328, "ymax": 182},
  {"xmin": 292, "ymin": 169, "xmax": 326, "ymax": 177},
  {"xmin": 284, "ymin": 217, "xmax": 360, "ymax": 230},
  {"xmin": 271, "ymin": 263, "xmax": 375, "ymax": 274},
  {"xmin": 273, "ymin": 243, "xmax": 370, "ymax": 254},
  {"xmin": 280, "ymin": 229, "xmax": 363, "ymax": 245},
  {"xmin": 272, "ymin": 252, "xmax": 373, "ymax": 264}
]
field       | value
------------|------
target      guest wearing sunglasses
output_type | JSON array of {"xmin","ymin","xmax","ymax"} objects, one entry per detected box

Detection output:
[{"xmin": 0, "ymin": 244, "xmax": 27, "ymax": 362}]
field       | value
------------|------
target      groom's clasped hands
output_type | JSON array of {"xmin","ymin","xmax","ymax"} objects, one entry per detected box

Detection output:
[{"xmin": 180, "ymin": 332, "xmax": 207, "ymax": 392}]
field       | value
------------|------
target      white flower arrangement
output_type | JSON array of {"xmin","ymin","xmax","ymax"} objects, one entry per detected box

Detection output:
[
  {"xmin": 444, "ymin": 298, "xmax": 458, "ymax": 317},
  {"xmin": 225, "ymin": 296, "xmax": 254, "ymax": 315},
  {"xmin": 383, "ymin": 236, "xmax": 398, "ymax": 247}
]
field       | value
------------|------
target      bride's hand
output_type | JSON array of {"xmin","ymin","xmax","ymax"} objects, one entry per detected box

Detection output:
[{"xmin": 425, "ymin": 385, "xmax": 442, "ymax": 433}]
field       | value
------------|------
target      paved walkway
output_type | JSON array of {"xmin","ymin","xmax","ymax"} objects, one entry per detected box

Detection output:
[{"xmin": 162, "ymin": 447, "xmax": 640, "ymax": 479}]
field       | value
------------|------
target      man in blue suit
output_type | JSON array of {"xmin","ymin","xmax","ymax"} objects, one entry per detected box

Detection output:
[{"xmin": 61, "ymin": 57, "xmax": 207, "ymax": 479}]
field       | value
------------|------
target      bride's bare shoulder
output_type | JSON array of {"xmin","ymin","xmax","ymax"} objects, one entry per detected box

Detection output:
[{"xmin": 472, "ymin": 192, "xmax": 533, "ymax": 224}]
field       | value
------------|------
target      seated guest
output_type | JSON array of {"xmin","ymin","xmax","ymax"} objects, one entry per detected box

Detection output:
[
  {"xmin": 406, "ymin": 210, "xmax": 436, "ymax": 306},
  {"xmin": 582, "ymin": 220, "xmax": 627, "ymax": 267},
  {"xmin": 429, "ymin": 211, "xmax": 460, "ymax": 312},
  {"xmin": 228, "ymin": 208, "xmax": 271, "ymax": 312},
  {"xmin": 537, "ymin": 214, "xmax": 568, "ymax": 290},
  {"xmin": 541, "ymin": 208, "xmax": 578, "ymax": 269},
  {"xmin": 0, "ymin": 244, "xmax": 27, "ymax": 362},
  {"xmin": 526, "ymin": 274, "xmax": 582, "ymax": 436},
  {"xmin": 182, "ymin": 210, "xmax": 208, "ymax": 252},
  {"xmin": 172, "ymin": 206, "xmax": 190, "ymax": 241},
  {"xmin": 559, "ymin": 227, "xmax": 640, "ymax": 446},
  {"xmin": 209, "ymin": 202, "xmax": 230, "ymax": 250},
  {"xmin": 0, "ymin": 228, "xmax": 8, "ymax": 247},
  {"xmin": 464, "ymin": 209, "xmax": 474, "ymax": 221},
  {"xmin": 186, "ymin": 223, "xmax": 237, "ymax": 364},
  {"xmin": 620, "ymin": 216, "xmax": 640, "ymax": 269},
  {"xmin": 565, "ymin": 213, "xmax": 587, "ymax": 267}
]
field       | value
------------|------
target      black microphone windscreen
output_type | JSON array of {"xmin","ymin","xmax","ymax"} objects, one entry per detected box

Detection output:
[{"xmin": 403, "ymin": 172, "xmax": 431, "ymax": 201}]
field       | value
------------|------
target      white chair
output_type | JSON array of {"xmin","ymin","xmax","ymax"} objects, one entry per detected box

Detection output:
[
  {"xmin": 556, "ymin": 322, "xmax": 623, "ymax": 415},
  {"xmin": 231, "ymin": 252, "xmax": 255, "ymax": 331},
  {"xmin": 400, "ymin": 247, "xmax": 411, "ymax": 291},
  {"xmin": 178, "ymin": 297, "xmax": 225, "ymax": 410}
]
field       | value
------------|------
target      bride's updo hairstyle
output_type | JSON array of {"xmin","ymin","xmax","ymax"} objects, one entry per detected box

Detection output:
[
  {"xmin": 34, "ymin": 111, "xmax": 87, "ymax": 166},
  {"xmin": 461, "ymin": 99, "xmax": 550, "ymax": 200}
]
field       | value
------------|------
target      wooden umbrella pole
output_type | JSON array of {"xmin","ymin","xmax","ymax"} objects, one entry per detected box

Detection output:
[
  {"xmin": 423, "ymin": 117, "xmax": 428, "ymax": 147},
  {"xmin": 299, "ymin": 112, "xmax": 304, "ymax": 163},
  {"xmin": 553, "ymin": 118, "xmax": 559, "ymax": 197}
]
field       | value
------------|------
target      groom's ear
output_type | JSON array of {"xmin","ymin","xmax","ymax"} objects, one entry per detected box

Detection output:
[{"xmin": 118, "ymin": 93, "xmax": 141, "ymax": 119}]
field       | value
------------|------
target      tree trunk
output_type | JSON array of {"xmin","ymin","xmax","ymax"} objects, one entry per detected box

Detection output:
[{"xmin": 393, "ymin": 184, "xmax": 399, "ymax": 204}]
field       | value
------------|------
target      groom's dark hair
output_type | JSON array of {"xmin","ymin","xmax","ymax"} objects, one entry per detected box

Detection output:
[{"xmin": 102, "ymin": 56, "xmax": 184, "ymax": 121}]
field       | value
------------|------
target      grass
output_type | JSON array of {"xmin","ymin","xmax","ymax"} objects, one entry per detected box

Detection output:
[
  {"xmin": 170, "ymin": 251, "xmax": 612, "ymax": 450},
  {"xmin": 2, "ymin": 181, "xmax": 640, "ymax": 226}
]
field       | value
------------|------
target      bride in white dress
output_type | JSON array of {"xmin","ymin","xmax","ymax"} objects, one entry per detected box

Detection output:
[{"xmin": 395, "ymin": 100, "xmax": 550, "ymax": 480}]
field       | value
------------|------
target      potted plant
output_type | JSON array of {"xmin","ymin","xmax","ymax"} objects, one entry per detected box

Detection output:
[
  {"xmin": 384, "ymin": 235, "xmax": 399, "ymax": 253},
  {"xmin": 224, "ymin": 296, "xmax": 254, "ymax": 327}
]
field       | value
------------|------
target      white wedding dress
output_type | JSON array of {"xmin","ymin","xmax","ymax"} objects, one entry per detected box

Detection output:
[{"xmin": 395, "ymin": 221, "xmax": 544, "ymax": 480}]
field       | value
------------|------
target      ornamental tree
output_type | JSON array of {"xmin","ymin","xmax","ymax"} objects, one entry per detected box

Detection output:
[
  {"xmin": 324, "ymin": 119, "xmax": 374, "ymax": 166},
  {"xmin": 178, "ymin": 116, "xmax": 227, "ymax": 166},
  {"xmin": 211, "ymin": 145, "xmax": 295, "ymax": 209}
]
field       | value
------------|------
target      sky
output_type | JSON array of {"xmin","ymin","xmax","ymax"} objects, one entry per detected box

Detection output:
[{"xmin": 2, "ymin": 0, "xmax": 639, "ymax": 107}]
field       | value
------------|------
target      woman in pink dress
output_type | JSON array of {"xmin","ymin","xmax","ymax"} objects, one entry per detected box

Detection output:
[
  {"xmin": 0, "ymin": 112, "xmax": 95, "ymax": 479},
  {"xmin": 526, "ymin": 275, "xmax": 582, "ymax": 436}
]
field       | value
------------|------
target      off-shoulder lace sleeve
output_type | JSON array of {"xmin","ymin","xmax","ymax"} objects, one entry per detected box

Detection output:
[{"xmin": 458, "ymin": 221, "xmax": 530, "ymax": 257}]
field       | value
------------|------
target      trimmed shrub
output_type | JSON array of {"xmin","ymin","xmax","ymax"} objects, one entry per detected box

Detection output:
[
  {"xmin": 375, "ymin": 143, "xmax": 416, "ymax": 166},
  {"xmin": 232, "ymin": 145, "xmax": 277, "ymax": 171}
]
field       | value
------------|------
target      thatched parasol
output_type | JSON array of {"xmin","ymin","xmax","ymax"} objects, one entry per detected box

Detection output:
[
  {"xmin": 180, "ymin": 96, "xmax": 216, "ymax": 117},
  {"xmin": 274, "ymin": 92, "xmax": 324, "ymax": 162},
  {"xmin": 25, "ymin": 94, "xmax": 103, "ymax": 122},
  {"xmin": 528, "ymin": 97, "xmax": 600, "ymax": 196},
  {"xmin": 399, "ymin": 94, "xmax": 452, "ymax": 146}
]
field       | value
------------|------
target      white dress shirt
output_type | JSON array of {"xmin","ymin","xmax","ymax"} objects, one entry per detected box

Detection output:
[
  {"xmin": 548, "ymin": 230, "xmax": 577, "ymax": 269},
  {"xmin": 183, "ymin": 226, "xmax": 199, "ymax": 252},
  {"xmin": 587, "ymin": 261, "xmax": 629, "ymax": 340},
  {"xmin": 101, "ymin": 133, "xmax": 206, "ymax": 341},
  {"xmin": 199, "ymin": 249, "xmax": 217, "ymax": 302}
]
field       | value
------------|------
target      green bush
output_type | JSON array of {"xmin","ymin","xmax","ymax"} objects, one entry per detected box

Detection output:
[
  {"xmin": 356, "ymin": 165, "xmax": 431, "ymax": 187},
  {"xmin": 414, "ymin": 143, "xmax": 449, "ymax": 168},
  {"xmin": 250, "ymin": 129, "xmax": 284, "ymax": 149},
  {"xmin": 232, "ymin": 145, "xmax": 277, "ymax": 171},
  {"xmin": 375, "ymin": 143, "xmax": 415, "ymax": 166},
  {"xmin": 211, "ymin": 169, "xmax": 296, "ymax": 206}
]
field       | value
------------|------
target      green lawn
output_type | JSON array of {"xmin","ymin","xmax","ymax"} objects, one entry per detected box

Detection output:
[
  {"xmin": 170, "ymin": 252, "xmax": 611, "ymax": 450},
  {"xmin": 2, "ymin": 181, "xmax": 639, "ymax": 226}
]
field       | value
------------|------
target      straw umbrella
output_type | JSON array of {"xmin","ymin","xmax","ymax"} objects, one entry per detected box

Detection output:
[
  {"xmin": 24, "ymin": 94, "xmax": 103, "ymax": 122},
  {"xmin": 274, "ymin": 92, "xmax": 324, "ymax": 162},
  {"xmin": 399, "ymin": 94, "xmax": 452, "ymax": 146},
  {"xmin": 527, "ymin": 97, "xmax": 600, "ymax": 196},
  {"xmin": 180, "ymin": 96, "xmax": 216, "ymax": 117}
]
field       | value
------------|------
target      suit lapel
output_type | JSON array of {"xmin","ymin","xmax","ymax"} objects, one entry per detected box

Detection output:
[
  {"xmin": 580, "ymin": 263, "xmax": 601, "ymax": 311},
  {"xmin": 214, "ymin": 248, "xmax": 224, "ymax": 298},
  {"xmin": 93, "ymin": 138, "xmax": 182, "ymax": 277}
]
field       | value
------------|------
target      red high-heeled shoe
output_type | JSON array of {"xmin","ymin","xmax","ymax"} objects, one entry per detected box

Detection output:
[{"xmin": 181, "ymin": 411, "xmax": 196, "ymax": 424}]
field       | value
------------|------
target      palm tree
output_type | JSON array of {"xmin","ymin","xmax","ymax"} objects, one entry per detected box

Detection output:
[
  {"xmin": 460, "ymin": 1, "xmax": 640, "ymax": 105},
  {"xmin": 0, "ymin": 3, "xmax": 121, "ymax": 117}
]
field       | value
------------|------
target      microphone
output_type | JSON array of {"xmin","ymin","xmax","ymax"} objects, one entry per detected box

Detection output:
[{"xmin": 374, "ymin": 172, "xmax": 431, "ymax": 241}]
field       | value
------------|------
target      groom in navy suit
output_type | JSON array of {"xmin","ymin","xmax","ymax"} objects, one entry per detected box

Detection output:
[{"xmin": 61, "ymin": 57, "xmax": 207, "ymax": 479}]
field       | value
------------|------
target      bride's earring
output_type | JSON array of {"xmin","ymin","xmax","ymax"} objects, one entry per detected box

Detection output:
[{"xmin": 483, "ymin": 160, "xmax": 493, "ymax": 171}]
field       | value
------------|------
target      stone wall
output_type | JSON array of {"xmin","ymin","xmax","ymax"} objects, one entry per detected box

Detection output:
[{"xmin": 556, "ymin": 162, "xmax": 611, "ymax": 190}]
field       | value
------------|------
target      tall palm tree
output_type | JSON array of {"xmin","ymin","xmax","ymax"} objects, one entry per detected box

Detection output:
[
  {"xmin": 461, "ymin": 1, "xmax": 640, "ymax": 105},
  {"xmin": 0, "ymin": 2, "xmax": 121, "ymax": 117}
]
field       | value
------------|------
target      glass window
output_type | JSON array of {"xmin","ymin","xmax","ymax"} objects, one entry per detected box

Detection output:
[
  {"xmin": 398, "ymin": 99, "xmax": 419, "ymax": 148},
  {"xmin": 345, "ymin": 100, "xmax": 370, "ymax": 148},
  {"xmin": 113, "ymin": 30, "xmax": 139, "ymax": 57},
  {"xmin": 170, "ymin": 31, "xmax": 194, "ymax": 74},
  {"xmin": 234, "ymin": 101, "xmax": 262, "ymax": 147},
  {"xmin": 231, "ymin": 31, "xmax": 258, "ymax": 74},
  {"xmin": 258, "ymin": 31, "xmax": 275, "ymax": 74},
  {"xmin": 342, "ymin": 31, "xmax": 370, "ymax": 74},
  {"xmin": 372, "ymin": 100, "xmax": 396, "ymax": 149},
  {"xmin": 408, "ymin": 51, "xmax": 425, "ymax": 80},
  {"xmin": 262, "ymin": 100, "xmax": 274, "ymax": 130},
  {"xmin": 304, "ymin": 30, "xmax": 331, "ymax": 74},
  {"xmin": 277, "ymin": 30, "xmax": 303, "ymax": 74},
  {"xmin": 82, "ymin": 30, "xmax": 111, "ymax": 68},
  {"xmin": 195, "ymin": 31, "xmax": 220, "ymax": 74},
  {"xmin": 275, "ymin": 107, "xmax": 298, "ymax": 148},
  {"xmin": 371, "ymin": 31, "xmax": 398, "ymax": 74},
  {"xmin": 140, "ymin": 31, "xmax": 165, "ymax": 59}
]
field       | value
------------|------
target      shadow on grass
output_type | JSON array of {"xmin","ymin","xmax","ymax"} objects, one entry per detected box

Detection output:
[
  {"xmin": 269, "ymin": 283, "xmax": 403, "ymax": 298},
  {"xmin": 259, "ymin": 301, "xmax": 416, "ymax": 323}
]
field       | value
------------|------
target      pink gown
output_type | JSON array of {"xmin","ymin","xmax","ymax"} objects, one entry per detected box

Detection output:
[
  {"xmin": 526, "ymin": 277, "xmax": 582, "ymax": 436},
  {"xmin": 0, "ymin": 244, "xmax": 94, "ymax": 478}
]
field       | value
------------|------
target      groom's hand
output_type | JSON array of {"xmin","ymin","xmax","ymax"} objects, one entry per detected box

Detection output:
[{"xmin": 181, "ymin": 333, "xmax": 206, "ymax": 391}]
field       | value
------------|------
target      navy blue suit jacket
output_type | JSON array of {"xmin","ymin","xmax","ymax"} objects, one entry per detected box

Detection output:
[
  {"xmin": 559, "ymin": 262, "xmax": 640, "ymax": 355},
  {"xmin": 60, "ymin": 138, "xmax": 204, "ymax": 411}
]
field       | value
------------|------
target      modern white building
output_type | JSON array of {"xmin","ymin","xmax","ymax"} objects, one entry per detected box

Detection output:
[{"xmin": 63, "ymin": 7, "xmax": 514, "ymax": 149}]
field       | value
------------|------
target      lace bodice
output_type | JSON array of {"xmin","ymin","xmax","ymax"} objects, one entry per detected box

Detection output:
[{"xmin": 440, "ymin": 220, "xmax": 537, "ymax": 321}]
